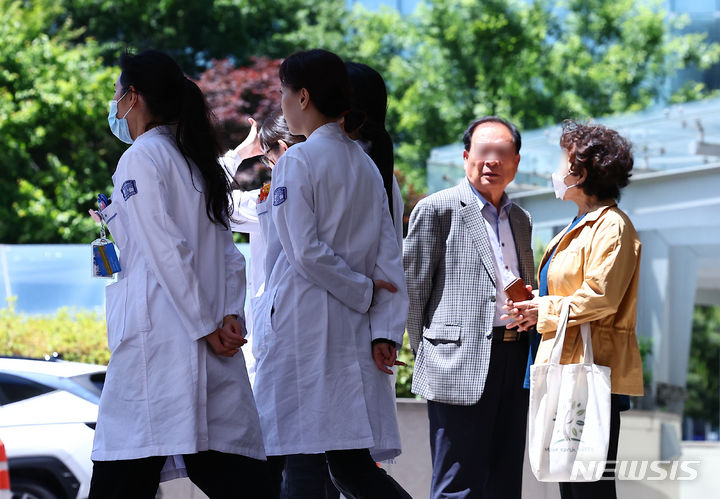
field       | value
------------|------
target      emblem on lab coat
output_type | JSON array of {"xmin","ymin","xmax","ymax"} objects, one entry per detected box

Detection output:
[
  {"xmin": 273, "ymin": 186, "xmax": 287, "ymax": 206},
  {"xmin": 121, "ymin": 180, "xmax": 138, "ymax": 201}
]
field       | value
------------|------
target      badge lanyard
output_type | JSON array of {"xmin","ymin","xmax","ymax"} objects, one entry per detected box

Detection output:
[{"xmin": 91, "ymin": 194, "xmax": 122, "ymax": 278}]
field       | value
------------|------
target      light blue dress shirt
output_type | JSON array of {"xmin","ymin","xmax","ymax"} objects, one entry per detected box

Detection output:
[{"xmin": 467, "ymin": 179, "xmax": 521, "ymax": 326}]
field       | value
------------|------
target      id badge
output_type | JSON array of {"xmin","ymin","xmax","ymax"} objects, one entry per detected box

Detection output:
[{"xmin": 91, "ymin": 238, "xmax": 121, "ymax": 278}]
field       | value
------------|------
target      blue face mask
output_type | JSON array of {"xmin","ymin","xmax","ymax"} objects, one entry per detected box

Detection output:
[{"xmin": 108, "ymin": 91, "xmax": 135, "ymax": 144}]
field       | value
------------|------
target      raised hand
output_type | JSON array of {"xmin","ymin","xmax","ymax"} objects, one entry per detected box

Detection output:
[{"xmin": 233, "ymin": 117, "xmax": 263, "ymax": 160}]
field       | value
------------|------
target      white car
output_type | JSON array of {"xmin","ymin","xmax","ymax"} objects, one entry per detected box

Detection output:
[{"xmin": 0, "ymin": 356, "xmax": 105, "ymax": 499}]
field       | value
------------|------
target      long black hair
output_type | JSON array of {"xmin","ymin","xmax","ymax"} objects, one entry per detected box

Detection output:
[
  {"xmin": 119, "ymin": 50, "xmax": 230, "ymax": 229},
  {"xmin": 279, "ymin": 49, "xmax": 351, "ymax": 119},
  {"xmin": 344, "ymin": 62, "xmax": 395, "ymax": 221}
]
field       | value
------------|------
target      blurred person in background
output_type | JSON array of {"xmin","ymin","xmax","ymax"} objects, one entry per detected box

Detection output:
[
  {"xmin": 343, "ymin": 61, "xmax": 403, "ymax": 247},
  {"xmin": 219, "ymin": 114, "xmax": 305, "ymax": 386}
]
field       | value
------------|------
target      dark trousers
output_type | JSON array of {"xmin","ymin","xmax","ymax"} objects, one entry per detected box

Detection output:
[
  {"xmin": 268, "ymin": 449, "xmax": 410, "ymax": 499},
  {"xmin": 266, "ymin": 454, "xmax": 340, "ymax": 499},
  {"xmin": 89, "ymin": 450, "xmax": 272, "ymax": 499},
  {"xmin": 559, "ymin": 394, "xmax": 623, "ymax": 499},
  {"xmin": 428, "ymin": 331, "xmax": 529, "ymax": 499}
]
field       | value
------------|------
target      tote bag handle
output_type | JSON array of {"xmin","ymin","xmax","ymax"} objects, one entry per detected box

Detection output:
[{"xmin": 548, "ymin": 298, "xmax": 593, "ymax": 365}]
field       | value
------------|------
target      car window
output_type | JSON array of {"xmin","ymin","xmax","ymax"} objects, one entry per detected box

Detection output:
[
  {"xmin": 0, "ymin": 372, "xmax": 55, "ymax": 405},
  {"xmin": 0, "ymin": 369, "xmax": 104, "ymax": 405},
  {"xmin": 70, "ymin": 372, "xmax": 106, "ymax": 400}
]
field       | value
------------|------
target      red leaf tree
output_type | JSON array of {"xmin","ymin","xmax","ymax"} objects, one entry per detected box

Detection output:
[{"xmin": 196, "ymin": 57, "xmax": 283, "ymax": 149}]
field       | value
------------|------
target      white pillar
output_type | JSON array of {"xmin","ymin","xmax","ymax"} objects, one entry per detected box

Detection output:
[{"xmin": 637, "ymin": 230, "xmax": 697, "ymax": 413}]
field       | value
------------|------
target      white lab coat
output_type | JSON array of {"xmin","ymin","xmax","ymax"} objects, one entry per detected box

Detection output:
[
  {"xmin": 220, "ymin": 150, "xmax": 267, "ymax": 306},
  {"xmin": 92, "ymin": 126, "xmax": 265, "ymax": 463},
  {"xmin": 220, "ymin": 150, "xmax": 265, "ymax": 380},
  {"xmin": 252, "ymin": 123, "xmax": 408, "ymax": 462},
  {"xmin": 222, "ymin": 152, "xmax": 402, "ymax": 374},
  {"xmin": 230, "ymin": 189, "xmax": 264, "ymax": 298},
  {"xmin": 220, "ymin": 150, "xmax": 266, "ymax": 303}
]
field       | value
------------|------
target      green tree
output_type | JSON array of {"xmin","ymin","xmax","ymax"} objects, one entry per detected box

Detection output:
[
  {"xmin": 61, "ymin": 0, "xmax": 340, "ymax": 74},
  {"xmin": 542, "ymin": 0, "xmax": 720, "ymax": 119},
  {"xmin": 685, "ymin": 305, "xmax": 720, "ymax": 429},
  {"xmin": 4, "ymin": 0, "xmax": 720, "ymax": 243},
  {"xmin": 280, "ymin": 0, "xmax": 720, "ymax": 191},
  {"xmin": 390, "ymin": 0, "xmax": 719, "ymax": 177},
  {"xmin": 0, "ymin": 0, "xmax": 123, "ymax": 243}
]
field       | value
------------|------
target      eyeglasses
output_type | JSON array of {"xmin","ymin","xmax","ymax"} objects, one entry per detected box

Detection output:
[{"xmin": 260, "ymin": 156, "xmax": 276, "ymax": 168}]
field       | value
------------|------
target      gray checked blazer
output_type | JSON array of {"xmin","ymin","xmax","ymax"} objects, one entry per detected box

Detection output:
[{"xmin": 403, "ymin": 178, "xmax": 535, "ymax": 406}]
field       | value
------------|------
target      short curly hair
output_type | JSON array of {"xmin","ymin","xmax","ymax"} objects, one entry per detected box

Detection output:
[{"xmin": 559, "ymin": 121, "xmax": 633, "ymax": 201}]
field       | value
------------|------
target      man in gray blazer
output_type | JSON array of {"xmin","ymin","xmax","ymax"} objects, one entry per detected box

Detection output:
[{"xmin": 404, "ymin": 116, "xmax": 535, "ymax": 499}]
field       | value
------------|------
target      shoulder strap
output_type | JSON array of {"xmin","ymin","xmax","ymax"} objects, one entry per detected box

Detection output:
[{"xmin": 548, "ymin": 298, "xmax": 594, "ymax": 365}]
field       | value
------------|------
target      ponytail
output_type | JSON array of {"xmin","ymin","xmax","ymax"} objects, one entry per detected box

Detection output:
[
  {"xmin": 119, "ymin": 50, "xmax": 231, "ymax": 229},
  {"xmin": 344, "ymin": 62, "xmax": 395, "ymax": 221},
  {"xmin": 362, "ymin": 122, "xmax": 394, "ymax": 221},
  {"xmin": 176, "ymin": 78, "xmax": 231, "ymax": 229}
]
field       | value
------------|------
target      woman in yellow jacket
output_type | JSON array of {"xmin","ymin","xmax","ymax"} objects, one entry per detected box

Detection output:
[{"xmin": 504, "ymin": 121, "xmax": 643, "ymax": 499}]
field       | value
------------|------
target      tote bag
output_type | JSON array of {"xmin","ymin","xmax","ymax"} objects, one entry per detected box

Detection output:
[{"xmin": 527, "ymin": 298, "xmax": 611, "ymax": 482}]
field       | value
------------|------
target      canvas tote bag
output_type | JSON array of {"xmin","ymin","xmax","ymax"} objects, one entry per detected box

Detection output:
[{"xmin": 527, "ymin": 298, "xmax": 612, "ymax": 482}]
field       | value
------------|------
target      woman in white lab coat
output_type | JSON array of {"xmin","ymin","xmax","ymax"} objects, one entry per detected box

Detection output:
[
  {"xmin": 220, "ymin": 115, "xmax": 305, "ymax": 382},
  {"xmin": 343, "ymin": 61, "xmax": 404, "ymax": 247},
  {"xmin": 278, "ymin": 61, "xmax": 408, "ymax": 499},
  {"xmin": 252, "ymin": 49, "xmax": 410, "ymax": 499},
  {"xmin": 90, "ymin": 50, "xmax": 270, "ymax": 499},
  {"xmin": 228, "ymin": 116, "xmax": 340, "ymax": 498}
]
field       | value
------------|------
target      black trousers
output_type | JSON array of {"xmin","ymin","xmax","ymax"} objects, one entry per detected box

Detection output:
[
  {"xmin": 558, "ymin": 394, "xmax": 623, "ymax": 499},
  {"xmin": 265, "ymin": 453, "xmax": 339, "ymax": 499},
  {"xmin": 427, "ymin": 331, "xmax": 529, "ymax": 499},
  {"xmin": 89, "ymin": 450, "xmax": 272, "ymax": 499},
  {"xmin": 268, "ymin": 449, "xmax": 411, "ymax": 499}
]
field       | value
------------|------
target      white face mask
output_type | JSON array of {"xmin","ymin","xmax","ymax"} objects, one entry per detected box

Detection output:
[
  {"xmin": 551, "ymin": 171, "xmax": 578, "ymax": 200},
  {"xmin": 107, "ymin": 90, "xmax": 134, "ymax": 144}
]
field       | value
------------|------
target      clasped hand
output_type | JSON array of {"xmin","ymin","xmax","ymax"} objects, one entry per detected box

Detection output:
[
  {"xmin": 205, "ymin": 315, "xmax": 247, "ymax": 357},
  {"xmin": 501, "ymin": 285, "xmax": 540, "ymax": 332}
]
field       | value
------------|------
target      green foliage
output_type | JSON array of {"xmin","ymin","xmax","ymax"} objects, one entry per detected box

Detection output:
[
  {"xmin": 0, "ymin": 300, "xmax": 110, "ymax": 365},
  {"xmin": 61, "ymin": 0, "xmax": 340, "ymax": 74},
  {"xmin": 3, "ymin": 0, "xmax": 720, "ymax": 243},
  {"xmin": 0, "ymin": 298, "xmax": 418, "ymax": 398},
  {"xmin": 684, "ymin": 306, "xmax": 720, "ymax": 426},
  {"xmin": 396, "ymin": 334, "xmax": 417, "ymax": 398},
  {"xmin": 0, "ymin": 0, "xmax": 123, "ymax": 244},
  {"xmin": 276, "ymin": 0, "xmax": 720, "ymax": 188}
]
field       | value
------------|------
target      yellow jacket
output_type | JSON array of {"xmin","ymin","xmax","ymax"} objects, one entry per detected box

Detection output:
[{"xmin": 535, "ymin": 201, "xmax": 644, "ymax": 396}]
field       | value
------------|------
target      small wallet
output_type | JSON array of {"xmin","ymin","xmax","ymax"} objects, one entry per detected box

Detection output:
[{"xmin": 504, "ymin": 277, "xmax": 534, "ymax": 302}]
